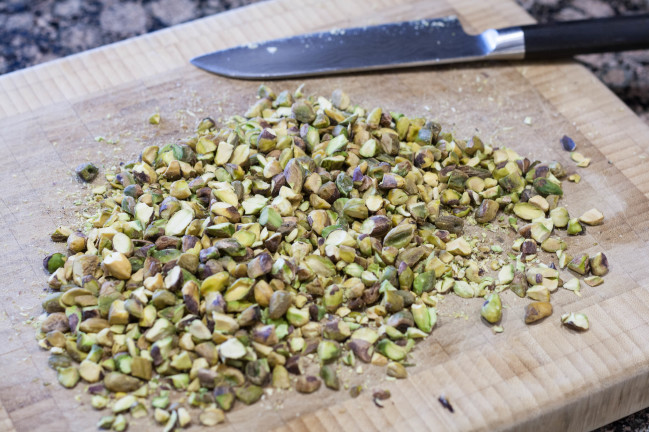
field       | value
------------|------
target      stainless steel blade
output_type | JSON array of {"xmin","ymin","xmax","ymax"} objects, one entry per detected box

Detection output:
[{"xmin": 190, "ymin": 17, "xmax": 524, "ymax": 79}]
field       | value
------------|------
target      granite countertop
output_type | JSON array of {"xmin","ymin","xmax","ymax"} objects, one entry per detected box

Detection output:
[{"xmin": 1, "ymin": 0, "xmax": 648, "ymax": 430}]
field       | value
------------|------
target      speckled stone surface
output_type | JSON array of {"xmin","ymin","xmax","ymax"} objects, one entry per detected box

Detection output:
[{"xmin": 1, "ymin": 1, "xmax": 649, "ymax": 430}]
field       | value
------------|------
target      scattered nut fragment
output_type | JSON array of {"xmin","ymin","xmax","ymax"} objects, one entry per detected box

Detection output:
[
  {"xmin": 474, "ymin": 199, "xmax": 499, "ymax": 223},
  {"xmin": 200, "ymin": 408, "xmax": 225, "ymax": 426},
  {"xmin": 579, "ymin": 208, "xmax": 604, "ymax": 226},
  {"xmin": 373, "ymin": 389, "xmax": 391, "ymax": 407},
  {"xmin": 570, "ymin": 151, "xmax": 591, "ymax": 167},
  {"xmin": 528, "ymin": 195, "xmax": 549, "ymax": 213},
  {"xmin": 561, "ymin": 135, "xmax": 576, "ymax": 152},
  {"xmin": 148, "ymin": 113, "xmax": 161, "ymax": 125},
  {"xmin": 480, "ymin": 293, "xmax": 502, "ymax": 324},
  {"xmin": 386, "ymin": 362, "xmax": 408, "ymax": 379},
  {"xmin": 51, "ymin": 226, "xmax": 72, "ymax": 242},
  {"xmin": 514, "ymin": 202, "xmax": 545, "ymax": 221},
  {"xmin": 589, "ymin": 252, "xmax": 609, "ymax": 276},
  {"xmin": 445, "ymin": 237, "xmax": 472, "ymax": 256},
  {"xmin": 76, "ymin": 162, "xmax": 99, "ymax": 182},
  {"xmin": 568, "ymin": 254, "xmax": 590, "ymax": 275},
  {"xmin": 102, "ymin": 252, "xmax": 132, "ymax": 280},
  {"xmin": 567, "ymin": 218, "xmax": 583, "ymax": 235},
  {"xmin": 561, "ymin": 312, "xmax": 589, "ymax": 331},
  {"xmin": 568, "ymin": 173, "xmax": 581, "ymax": 183},
  {"xmin": 525, "ymin": 302, "xmax": 553, "ymax": 324},
  {"xmin": 66, "ymin": 231, "xmax": 87, "ymax": 253},
  {"xmin": 584, "ymin": 276, "xmax": 604, "ymax": 287},
  {"xmin": 97, "ymin": 416, "xmax": 115, "ymax": 430},
  {"xmin": 57, "ymin": 366, "xmax": 79, "ymax": 388},
  {"xmin": 438, "ymin": 395, "xmax": 454, "ymax": 413},
  {"xmin": 295, "ymin": 376, "xmax": 321, "ymax": 394}
]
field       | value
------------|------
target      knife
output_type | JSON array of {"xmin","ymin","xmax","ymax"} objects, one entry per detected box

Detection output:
[{"xmin": 190, "ymin": 14, "xmax": 649, "ymax": 79}]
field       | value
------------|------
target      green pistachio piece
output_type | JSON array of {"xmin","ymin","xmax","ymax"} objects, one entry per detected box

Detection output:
[
  {"xmin": 453, "ymin": 280, "xmax": 474, "ymax": 298},
  {"xmin": 475, "ymin": 199, "xmax": 499, "ymax": 223},
  {"xmin": 317, "ymin": 340, "xmax": 341, "ymax": 363},
  {"xmin": 589, "ymin": 252, "xmax": 609, "ymax": 276},
  {"xmin": 326, "ymin": 135, "xmax": 349, "ymax": 155},
  {"xmin": 561, "ymin": 312, "xmax": 589, "ymax": 331},
  {"xmin": 568, "ymin": 254, "xmax": 590, "ymax": 275},
  {"xmin": 295, "ymin": 375, "xmax": 321, "ymax": 394},
  {"xmin": 480, "ymin": 293, "xmax": 502, "ymax": 324},
  {"xmin": 319, "ymin": 364, "xmax": 340, "ymax": 390},
  {"xmin": 524, "ymin": 301, "xmax": 552, "ymax": 324},
  {"xmin": 76, "ymin": 162, "xmax": 99, "ymax": 182},
  {"xmin": 513, "ymin": 202, "xmax": 545, "ymax": 221},
  {"xmin": 235, "ymin": 384, "xmax": 264, "ymax": 405},
  {"xmin": 304, "ymin": 255, "xmax": 336, "ymax": 277},
  {"xmin": 375, "ymin": 339, "xmax": 406, "ymax": 362},
  {"xmin": 360, "ymin": 138, "xmax": 377, "ymax": 157},
  {"xmin": 383, "ymin": 224, "xmax": 415, "ymax": 249},
  {"xmin": 259, "ymin": 207, "xmax": 283, "ymax": 231},
  {"xmin": 533, "ymin": 178, "xmax": 563, "ymax": 196}
]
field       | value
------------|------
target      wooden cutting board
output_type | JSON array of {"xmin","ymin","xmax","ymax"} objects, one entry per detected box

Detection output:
[{"xmin": 1, "ymin": 0, "xmax": 649, "ymax": 431}]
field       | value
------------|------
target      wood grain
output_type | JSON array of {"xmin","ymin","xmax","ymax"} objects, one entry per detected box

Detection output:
[{"xmin": 0, "ymin": 0, "xmax": 648, "ymax": 431}]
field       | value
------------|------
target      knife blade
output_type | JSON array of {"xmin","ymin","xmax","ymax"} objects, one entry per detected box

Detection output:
[{"xmin": 191, "ymin": 14, "xmax": 649, "ymax": 79}]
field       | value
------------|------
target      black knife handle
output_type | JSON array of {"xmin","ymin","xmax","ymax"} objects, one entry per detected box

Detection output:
[{"xmin": 520, "ymin": 14, "xmax": 649, "ymax": 60}]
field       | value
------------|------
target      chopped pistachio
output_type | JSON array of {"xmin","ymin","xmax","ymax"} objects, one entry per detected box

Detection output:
[
  {"xmin": 568, "ymin": 254, "xmax": 590, "ymax": 275},
  {"xmin": 295, "ymin": 375, "xmax": 321, "ymax": 393},
  {"xmin": 541, "ymin": 237, "xmax": 565, "ymax": 253},
  {"xmin": 524, "ymin": 302, "xmax": 552, "ymax": 324},
  {"xmin": 375, "ymin": 339, "xmax": 406, "ymax": 361},
  {"xmin": 584, "ymin": 275, "xmax": 604, "ymax": 286},
  {"xmin": 97, "ymin": 416, "xmax": 115, "ymax": 430},
  {"xmin": 579, "ymin": 208, "xmax": 604, "ymax": 226},
  {"xmin": 568, "ymin": 173, "xmax": 581, "ymax": 183},
  {"xmin": 526, "ymin": 285, "xmax": 550, "ymax": 302},
  {"xmin": 386, "ymin": 362, "xmax": 408, "ymax": 379},
  {"xmin": 528, "ymin": 195, "xmax": 549, "ymax": 212},
  {"xmin": 453, "ymin": 280, "xmax": 474, "ymax": 298},
  {"xmin": 320, "ymin": 364, "xmax": 340, "ymax": 390},
  {"xmin": 383, "ymin": 224, "xmax": 415, "ymax": 249},
  {"xmin": 445, "ymin": 238, "xmax": 472, "ymax": 256},
  {"xmin": 567, "ymin": 218, "xmax": 583, "ymax": 235},
  {"xmin": 112, "ymin": 395, "xmax": 136, "ymax": 413},
  {"xmin": 561, "ymin": 312, "xmax": 589, "ymax": 331},
  {"xmin": 589, "ymin": 252, "xmax": 609, "ymax": 276},
  {"xmin": 475, "ymin": 199, "xmax": 499, "ymax": 223},
  {"xmin": 480, "ymin": 293, "xmax": 502, "ymax": 324},
  {"xmin": 218, "ymin": 337, "xmax": 247, "ymax": 361},
  {"xmin": 43, "ymin": 253, "xmax": 66, "ymax": 274},
  {"xmin": 272, "ymin": 365, "xmax": 291, "ymax": 389},
  {"xmin": 317, "ymin": 340, "xmax": 341, "ymax": 363},
  {"xmin": 51, "ymin": 225, "xmax": 72, "ymax": 242},
  {"xmin": 200, "ymin": 408, "xmax": 225, "ymax": 426},
  {"xmin": 564, "ymin": 277, "xmax": 582, "ymax": 295},
  {"xmin": 57, "ymin": 366, "xmax": 79, "ymax": 388},
  {"xmin": 549, "ymin": 207, "xmax": 569, "ymax": 228},
  {"xmin": 533, "ymin": 178, "xmax": 563, "ymax": 196},
  {"xmin": 102, "ymin": 252, "xmax": 132, "ymax": 280},
  {"xmin": 79, "ymin": 360, "xmax": 102, "ymax": 382},
  {"xmin": 148, "ymin": 113, "xmax": 161, "ymax": 125},
  {"xmin": 498, "ymin": 264, "xmax": 514, "ymax": 285},
  {"xmin": 373, "ymin": 389, "xmax": 391, "ymax": 407},
  {"xmin": 411, "ymin": 304, "xmax": 436, "ymax": 333},
  {"xmin": 76, "ymin": 162, "xmax": 99, "ymax": 182}
]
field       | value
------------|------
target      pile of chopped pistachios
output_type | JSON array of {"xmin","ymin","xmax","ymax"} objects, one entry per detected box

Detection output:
[{"xmin": 39, "ymin": 85, "xmax": 609, "ymax": 430}]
